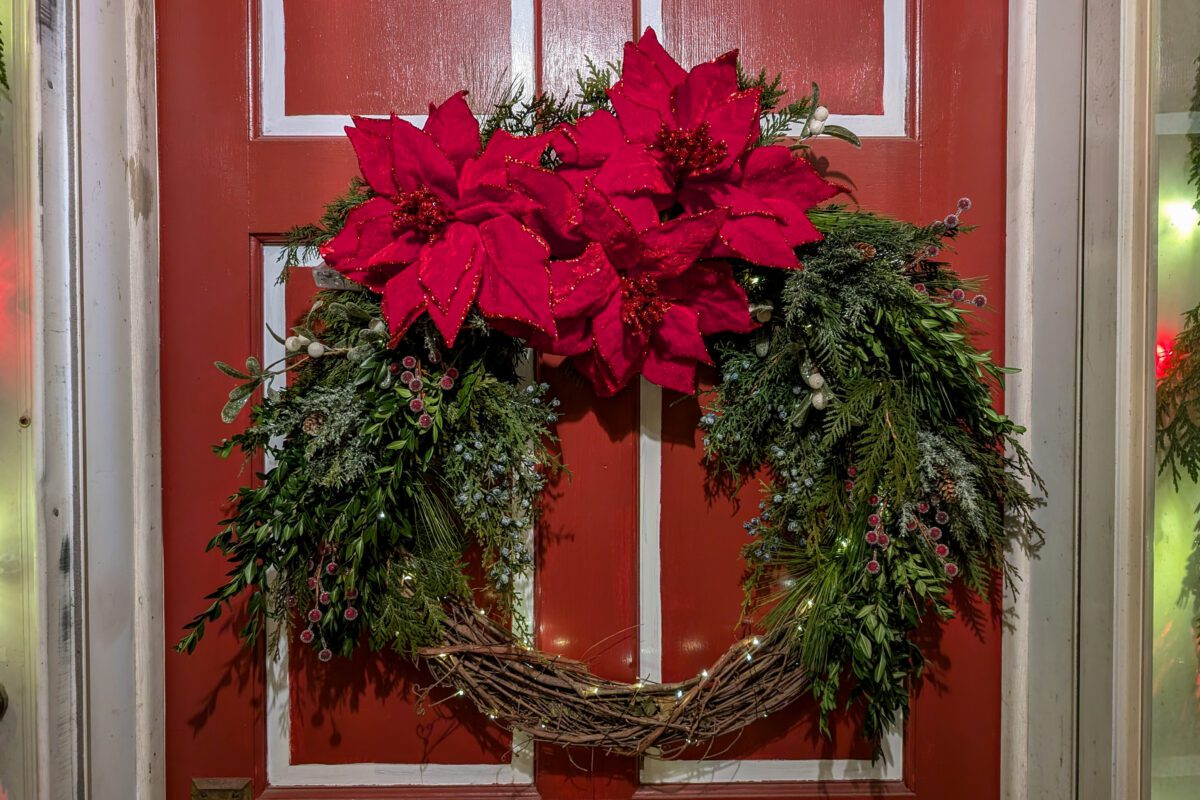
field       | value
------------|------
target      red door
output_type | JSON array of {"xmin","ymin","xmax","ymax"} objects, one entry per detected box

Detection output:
[{"xmin": 159, "ymin": 1, "xmax": 1007, "ymax": 798}]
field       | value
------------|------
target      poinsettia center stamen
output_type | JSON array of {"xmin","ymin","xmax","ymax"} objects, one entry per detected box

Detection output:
[
  {"xmin": 655, "ymin": 122, "xmax": 728, "ymax": 178},
  {"xmin": 392, "ymin": 187, "xmax": 454, "ymax": 240},
  {"xmin": 620, "ymin": 275, "xmax": 671, "ymax": 333}
]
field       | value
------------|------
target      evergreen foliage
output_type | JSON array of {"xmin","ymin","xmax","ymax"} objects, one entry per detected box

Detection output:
[
  {"xmin": 177, "ymin": 291, "xmax": 557, "ymax": 658},
  {"xmin": 703, "ymin": 209, "xmax": 1043, "ymax": 742}
]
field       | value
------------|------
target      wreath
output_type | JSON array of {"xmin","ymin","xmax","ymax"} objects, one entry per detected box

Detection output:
[{"xmin": 179, "ymin": 30, "xmax": 1044, "ymax": 757}]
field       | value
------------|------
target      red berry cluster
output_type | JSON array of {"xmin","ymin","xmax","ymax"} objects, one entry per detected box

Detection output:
[
  {"xmin": 394, "ymin": 353, "xmax": 459, "ymax": 430},
  {"xmin": 298, "ymin": 543, "xmax": 360, "ymax": 663},
  {"xmin": 859, "ymin": 478, "xmax": 959, "ymax": 579}
]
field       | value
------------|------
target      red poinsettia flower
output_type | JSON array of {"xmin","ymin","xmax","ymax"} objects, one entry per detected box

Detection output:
[
  {"xmin": 319, "ymin": 92, "xmax": 557, "ymax": 346},
  {"xmin": 545, "ymin": 186, "xmax": 754, "ymax": 396},
  {"xmin": 551, "ymin": 28, "xmax": 840, "ymax": 268}
]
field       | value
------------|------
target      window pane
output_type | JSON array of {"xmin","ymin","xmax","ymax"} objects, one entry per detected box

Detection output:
[{"xmin": 1152, "ymin": 1, "xmax": 1200, "ymax": 797}]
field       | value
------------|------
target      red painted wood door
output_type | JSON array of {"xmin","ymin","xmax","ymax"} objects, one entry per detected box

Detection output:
[{"xmin": 159, "ymin": 1, "xmax": 1007, "ymax": 798}]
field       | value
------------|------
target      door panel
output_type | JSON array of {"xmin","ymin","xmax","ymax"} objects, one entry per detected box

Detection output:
[
  {"xmin": 160, "ymin": 1, "xmax": 1008, "ymax": 797},
  {"xmin": 661, "ymin": 0, "xmax": 887, "ymax": 116},
  {"xmin": 280, "ymin": 0, "xmax": 514, "ymax": 117}
]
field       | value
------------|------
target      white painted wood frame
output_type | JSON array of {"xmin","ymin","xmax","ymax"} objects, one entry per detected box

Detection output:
[{"xmin": 258, "ymin": 0, "xmax": 537, "ymax": 136}]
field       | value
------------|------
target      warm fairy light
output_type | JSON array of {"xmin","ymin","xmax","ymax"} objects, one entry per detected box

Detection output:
[
  {"xmin": 700, "ymin": 669, "xmax": 709, "ymax": 679},
  {"xmin": 751, "ymin": 637, "xmax": 761, "ymax": 647},
  {"xmin": 1156, "ymin": 335, "xmax": 1176, "ymax": 381},
  {"xmin": 1163, "ymin": 200, "xmax": 1200, "ymax": 234}
]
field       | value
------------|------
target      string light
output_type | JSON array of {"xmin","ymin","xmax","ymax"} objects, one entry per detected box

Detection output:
[
  {"xmin": 751, "ymin": 637, "xmax": 761, "ymax": 648},
  {"xmin": 700, "ymin": 669, "xmax": 709, "ymax": 679},
  {"xmin": 675, "ymin": 689, "xmax": 684, "ymax": 699}
]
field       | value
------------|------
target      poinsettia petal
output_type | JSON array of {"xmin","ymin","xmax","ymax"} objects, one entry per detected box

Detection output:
[
  {"xmin": 551, "ymin": 110, "xmax": 624, "ymax": 169},
  {"xmin": 653, "ymin": 304, "xmax": 711, "ymax": 364},
  {"xmin": 455, "ymin": 182, "xmax": 539, "ymax": 226},
  {"xmin": 572, "ymin": 350, "xmax": 625, "ymax": 398},
  {"xmin": 715, "ymin": 213, "xmax": 799, "ymax": 268},
  {"xmin": 320, "ymin": 197, "xmax": 396, "ymax": 275},
  {"xmin": 365, "ymin": 229, "xmax": 425, "ymax": 268},
  {"xmin": 594, "ymin": 143, "xmax": 673, "ymax": 197},
  {"xmin": 697, "ymin": 90, "xmax": 761, "ymax": 171},
  {"xmin": 380, "ymin": 266, "xmax": 428, "ymax": 339},
  {"xmin": 592, "ymin": 294, "xmax": 646, "ymax": 392},
  {"xmin": 476, "ymin": 216, "xmax": 556, "ymax": 337},
  {"xmin": 659, "ymin": 261, "xmax": 754, "ymax": 335},
  {"xmin": 425, "ymin": 258, "xmax": 482, "ymax": 346},
  {"xmin": 630, "ymin": 209, "xmax": 727, "ymax": 279},
  {"xmin": 683, "ymin": 178, "xmax": 775, "ymax": 217},
  {"xmin": 631, "ymin": 28, "xmax": 688, "ymax": 87},
  {"xmin": 423, "ymin": 91, "xmax": 481, "ymax": 172},
  {"xmin": 580, "ymin": 183, "xmax": 641, "ymax": 263},
  {"xmin": 390, "ymin": 116, "xmax": 460, "ymax": 201},
  {"xmin": 550, "ymin": 243, "xmax": 619, "ymax": 319},
  {"xmin": 612, "ymin": 33, "xmax": 681, "ymax": 117},
  {"xmin": 641, "ymin": 349, "xmax": 699, "ymax": 395},
  {"xmin": 346, "ymin": 117, "xmax": 397, "ymax": 196},
  {"xmin": 609, "ymin": 88, "xmax": 671, "ymax": 145},
  {"xmin": 740, "ymin": 145, "xmax": 840, "ymax": 206},
  {"xmin": 764, "ymin": 198, "xmax": 825, "ymax": 247},
  {"xmin": 673, "ymin": 60, "xmax": 743, "ymax": 130},
  {"xmin": 506, "ymin": 160, "xmax": 583, "ymax": 253},
  {"xmin": 545, "ymin": 316, "xmax": 594, "ymax": 356},
  {"xmin": 417, "ymin": 222, "xmax": 482, "ymax": 313}
]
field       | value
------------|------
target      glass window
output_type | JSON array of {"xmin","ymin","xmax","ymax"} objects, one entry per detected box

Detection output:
[{"xmin": 1151, "ymin": 1, "xmax": 1200, "ymax": 797}]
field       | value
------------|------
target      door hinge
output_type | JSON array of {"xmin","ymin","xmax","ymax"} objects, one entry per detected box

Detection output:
[{"xmin": 191, "ymin": 778, "xmax": 251, "ymax": 800}]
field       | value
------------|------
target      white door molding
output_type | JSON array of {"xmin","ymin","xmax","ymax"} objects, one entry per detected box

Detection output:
[{"xmin": 36, "ymin": 0, "xmax": 165, "ymax": 798}]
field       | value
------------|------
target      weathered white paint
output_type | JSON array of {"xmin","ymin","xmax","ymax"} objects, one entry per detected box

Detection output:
[
  {"xmin": 640, "ymin": 734, "xmax": 900, "ymax": 784},
  {"xmin": 639, "ymin": 0, "xmax": 909, "ymax": 138},
  {"xmin": 259, "ymin": 0, "xmax": 537, "ymax": 136},
  {"xmin": 73, "ymin": 0, "xmax": 164, "ymax": 797},
  {"xmin": 1001, "ymin": 1, "xmax": 1085, "ymax": 798}
]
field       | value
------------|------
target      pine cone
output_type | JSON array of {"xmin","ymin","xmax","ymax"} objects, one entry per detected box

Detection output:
[
  {"xmin": 853, "ymin": 242, "xmax": 878, "ymax": 261},
  {"xmin": 302, "ymin": 413, "xmax": 326, "ymax": 436},
  {"xmin": 939, "ymin": 476, "xmax": 958, "ymax": 503}
]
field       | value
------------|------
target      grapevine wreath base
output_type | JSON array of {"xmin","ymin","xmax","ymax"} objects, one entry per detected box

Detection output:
[
  {"xmin": 180, "ymin": 30, "xmax": 1044, "ymax": 759},
  {"xmin": 420, "ymin": 599, "xmax": 804, "ymax": 757}
]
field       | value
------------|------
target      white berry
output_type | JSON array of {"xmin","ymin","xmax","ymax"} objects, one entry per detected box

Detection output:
[
  {"xmin": 812, "ymin": 106, "xmax": 830, "ymax": 122},
  {"xmin": 806, "ymin": 372, "xmax": 826, "ymax": 390},
  {"xmin": 285, "ymin": 336, "xmax": 302, "ymax": 352},
  {"xmin": 811, "ymin": 391, "xmax": 828, "ymax": 411},
  {"xmin": 808, "ymin": 119, "xmax": 826, "ymax": 136},
  {"xmin": 307, "ymin": 342, "xmax": 326, "ymax": 358}
]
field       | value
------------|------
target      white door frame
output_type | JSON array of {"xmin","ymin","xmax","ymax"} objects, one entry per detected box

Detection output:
[
  {"xmin": 30, "ymin": 0, "xmax": 1154, "ymax": 797},
  {"xmin": 32, "ymin": 0, "xmax": 163, "ymax": 798}
]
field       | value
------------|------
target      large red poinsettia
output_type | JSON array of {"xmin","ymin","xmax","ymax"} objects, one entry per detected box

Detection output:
[
  {"xmin": 544, "ymin": 186, "xmax": 754, "ymax": 395},
  {"xmin": 320, "ymin": 92, "xmax": 557, "ymax": 346},
  {"xmin": 551, "ymin": 28, "xmax": 839, "ymax": 268}
]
